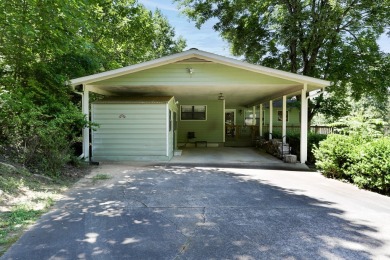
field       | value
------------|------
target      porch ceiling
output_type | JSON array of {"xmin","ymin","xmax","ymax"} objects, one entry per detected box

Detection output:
[{"xmin": 89, "ymin": 83, "xmax": 303, "ymax": 107}]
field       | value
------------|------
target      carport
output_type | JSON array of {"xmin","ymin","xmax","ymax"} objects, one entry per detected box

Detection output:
[{"xmin": 70, "ymin": 48, "xmax": 330, "ymax": 163}]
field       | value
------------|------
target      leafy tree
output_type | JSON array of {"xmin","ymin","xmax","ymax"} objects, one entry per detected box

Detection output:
[
  {"xmin": 81, "ymin": 1, "xmax": 186, "ymax": 71},
  {"xmin": 0, "ymin": 0, "xmax": 186, "ymax": 174},
  {"xmin": 176, "ymin": 0, "xmax": 390, "ymax": 121}
]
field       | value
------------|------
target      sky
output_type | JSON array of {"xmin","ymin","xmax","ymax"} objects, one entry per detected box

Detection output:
[
  {"xmin": 138, "ymin": 0, "xmax": 233, "ymax": 57},
  {"xmin": 139, "ymin": 0, "xmax": 390, "ymax": 57}
]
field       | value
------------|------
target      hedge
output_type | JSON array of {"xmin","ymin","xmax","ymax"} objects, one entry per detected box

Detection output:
[
  {"xmin": 0, "ymin": 89, "xmax": 86, "ymax": 176},
  {"xmin": 314, "ymin": 134, "xmax": 390, "ymax": 194},
  {"xmin": 346, "ymin": 138, "xmax": 390, "ymax": 193}
]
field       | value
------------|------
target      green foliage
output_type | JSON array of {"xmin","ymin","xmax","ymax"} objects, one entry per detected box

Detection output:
[
  {"xmin": 314, "ymin": 134, "xmax": 359, "ymax": 179},
  {"xmin": 81, "ymin": 1, "xmax": 186, "ymax": 70},
  {"xmin": 176, "ymin": 0, "xmax": 390, "ymax": 120},
  {"xmin": 330, "ymin": 95, "xmax": 388, "ymax": 137},
  {"xmin": 91, "ymin": 174, "xmax": 112, "ymax": 184},
  {"xmin": 346, "ymin": 138, "xmax": 390, "ymax": 193},
  {"xmin": 0, "ymin": 89, "xmax": 86, "ymax": 175},
  {"xmin": 0, "ymin": 0, "xmax": 186, "ymax": 175},
  {"xmin": 315, "ymin": 135, "xmax": 390, "ymax": 194},
  {"xmin": 314, "ymin": 105, "xmax": 390, "ymax": 193},
  {"xmin": 0, "ymin": 205, "xmax": 44, "ymax": 252}
]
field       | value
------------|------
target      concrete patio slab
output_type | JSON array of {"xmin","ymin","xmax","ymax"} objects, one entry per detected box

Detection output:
[{"xmin": 167, "ymin": 147, "xmax": 309, "ymax": 171}]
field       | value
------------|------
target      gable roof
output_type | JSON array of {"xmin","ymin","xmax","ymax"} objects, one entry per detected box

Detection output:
[
  {"xmin": 71, "ymin": 48, "xmax": 330, "ymax": 88},
  {"xmin": 70, "ymin": 49, "xmax": 330, "ymax": 106}
]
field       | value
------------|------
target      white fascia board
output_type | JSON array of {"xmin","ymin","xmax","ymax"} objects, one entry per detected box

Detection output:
[
  {"xmin": 192, "ymin": 50, "xmax": 331, "ymax": 87},
  {"xmin": 70, "ymin": 51, "xmax": 198, "ymax": 86}
]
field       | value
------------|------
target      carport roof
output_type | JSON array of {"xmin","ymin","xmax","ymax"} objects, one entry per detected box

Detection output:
[{"xmin": 70, "ymin": 49, "xmax": 331, "ymax": 106}]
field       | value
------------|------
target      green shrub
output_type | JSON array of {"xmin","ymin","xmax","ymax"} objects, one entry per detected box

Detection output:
[
  {"xmin": 346, "ymin": 137, "xmax": 390, "ymax": 193},
  {"xmin": 313, "ymin": 134, "xmax": 361, "ymax": 179},
  {"xmin": 314, "ymin": 133, "xmax": 390, "ymax": 194},
  {"xmin": 0, "ymin": 89, "xmax": 86, "ymax": 176}
]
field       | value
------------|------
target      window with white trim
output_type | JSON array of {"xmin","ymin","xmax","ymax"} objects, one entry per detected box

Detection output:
[
  {"xmin": 180, "ymin": 105, "xmax": 207, "ymax": 120},
  {"xmin": 277, "ymin": 110, "xmax": 289, "ymax": 122}
]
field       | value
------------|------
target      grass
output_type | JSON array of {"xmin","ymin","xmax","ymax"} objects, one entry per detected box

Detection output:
[
  {"xmin": 91, "ymin": 173, "xmax": 111, "ymax": 184},
  {"xmin": 0, "ymin": 161, "xmax": 89, "ymax": 256},
  {"xmin": 0, "ymin": 206, "xmax": 45, "ymax": 247}
]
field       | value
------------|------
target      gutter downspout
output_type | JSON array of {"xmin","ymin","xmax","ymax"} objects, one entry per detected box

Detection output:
[{"xmin": 73, "ymin": 89, "xmax": 85, "ymax": 159}]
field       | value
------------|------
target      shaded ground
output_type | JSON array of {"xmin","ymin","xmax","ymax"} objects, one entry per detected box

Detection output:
[
  {"xmin": 2, "ymin": 164, "xmax": 390, "ymax": 259},
  {"xmin": 0, "ymin": 161, "xmax": 90, "ymax": 255}
]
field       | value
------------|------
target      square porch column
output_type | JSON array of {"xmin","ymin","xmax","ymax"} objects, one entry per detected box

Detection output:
[
  {"xmin": 269, "ymin": 100, "xmax": 273, "ymax": 140},
  {"xmin": 282, "ymin": 95, "xmax": 287, "ymax": 144},
  {"xmin": 300, "ymin": 84, "xmax": 308, "ymax": 164},
  {"xmin": 259, "ymin": 104, "xmax": 263, "ymax": 137},
  {"xmin": 252, "ymin": 106, "xmax": 256, "ymax": 125}
]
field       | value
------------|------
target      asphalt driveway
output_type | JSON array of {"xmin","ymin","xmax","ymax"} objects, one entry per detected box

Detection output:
[{"xmin": 2, "ymin": 164, "xmax": 390, "ymax": 260}]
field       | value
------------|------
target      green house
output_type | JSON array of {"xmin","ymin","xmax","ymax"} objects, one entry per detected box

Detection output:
[{"xmin": 71, "ymin": 49, "xmax": 330, "ymax": 163}]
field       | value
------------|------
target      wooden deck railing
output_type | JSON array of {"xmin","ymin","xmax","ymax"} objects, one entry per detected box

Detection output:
[
  {"xmin": 310, "ymin": 125, "xmax": 334, "ymax": 134},
  {"xmin": 227, "ymin": 124, "xmax": 388, "ymax": 139},
  {"xmin": 227, "ymin": 125, "xmax": 334, "ymax": 138},
  {"xmin": 262, "ymin": 125, "xmax": 334, "ymax": 135}
]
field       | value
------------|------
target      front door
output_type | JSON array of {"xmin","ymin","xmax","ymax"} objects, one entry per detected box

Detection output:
[{"xmin": 225, "ymin": 109, "xmax": 236, "ymax": 137}]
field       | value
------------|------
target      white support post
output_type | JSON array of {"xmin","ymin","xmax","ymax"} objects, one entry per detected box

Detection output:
[
  {"xmin": 82, "ymin": 85, "xmax": 90, "ymax": 160},
  {"xmin": 166, "ymin": 105, "xmax": 169, "ymax": 157},
  {"xmin": 259, "ymin": 104, "xmax": 263, "ymax": 137},
  {"xmin": 222, "ymin": 99, "xmax": 226, "ymax": 142},
  {"xmin": 269, "ymin": 100, "xmax": 273, "ymax": 140},
  {"xmin": 300, "ymin": 84, "xmax": 308, "ymax": 164},
  {"xmin": 282, "ymin": 95, "xmax": 287, "ymax": 144},
  {"xmin": 252, "ymin": 106, "xmax": 256, "ymax": 126},
  {"xmin": 252, "ymin": 105, "xmax": 256, "ymax": 140}
]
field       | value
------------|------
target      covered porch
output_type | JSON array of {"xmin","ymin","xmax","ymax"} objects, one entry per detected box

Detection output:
[{"xmin": 70, "ymin": 49, "xmax": 330, "ymax": 164}]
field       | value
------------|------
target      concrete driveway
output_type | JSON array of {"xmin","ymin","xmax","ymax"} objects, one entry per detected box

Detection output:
[{"xmin": 2, "ymin": 164, "xmax": 390, "ymax": 260}]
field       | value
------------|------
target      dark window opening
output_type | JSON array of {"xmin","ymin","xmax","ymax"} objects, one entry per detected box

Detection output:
[{"xmin": 181, "ymin": 105, "xmax": 206, "ymax": 120}]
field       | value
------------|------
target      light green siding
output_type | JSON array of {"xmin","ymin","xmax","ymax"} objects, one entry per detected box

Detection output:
[
  {"xmin": 92, "ymin": 103, "xmax": 170, "ymax": 161},
  {"xmin": 178, "ymin": 100, "xmax": 224, "ymax": 143},
  {"xmin": 262, "ymin": 108, "xmax": 300, "ymax": 126},
  {"xmin": 91, "ymin": 63, "xmax": 296, "ymax": 86}
]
